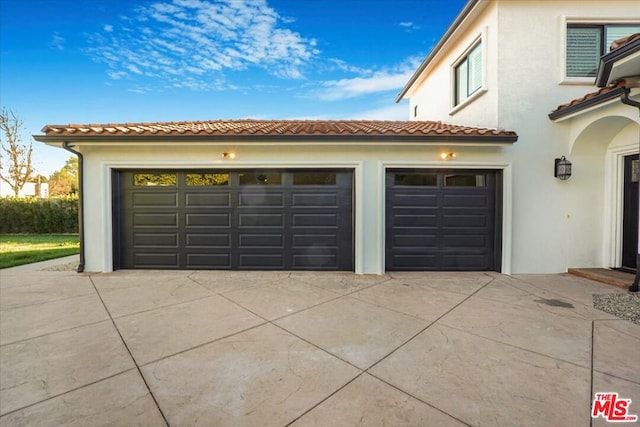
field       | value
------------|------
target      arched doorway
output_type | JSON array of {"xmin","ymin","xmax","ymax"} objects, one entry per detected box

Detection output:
[{"xmin": 570, "ymin": 114, "xmax": 639, "ymax": 270}]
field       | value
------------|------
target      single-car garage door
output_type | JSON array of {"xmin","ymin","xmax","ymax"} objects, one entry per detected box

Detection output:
[
  {"xmin": 386, "ymin": 169, "xmax": 501, "ymax": 271},
  {"xmin": 113, "ymin": 169, "xmax": 353, "ymax": 270}
]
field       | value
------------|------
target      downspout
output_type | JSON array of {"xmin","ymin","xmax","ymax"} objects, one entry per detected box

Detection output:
[
  {"xmin": 620, "ymin": 87, "xmax": 640, "ymax": 292},
  {"xmin": 62, "ymin": 142, "xmax": 85, "ymax": 273}
]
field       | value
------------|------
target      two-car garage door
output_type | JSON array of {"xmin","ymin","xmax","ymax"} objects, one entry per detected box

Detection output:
[
  {"xmin": 113, "ymin": 168, "xmax": 501, "ymax": 272},
  {"xmin": 113, "ymin": 169, "xmax": 354, "ymax": 270}
]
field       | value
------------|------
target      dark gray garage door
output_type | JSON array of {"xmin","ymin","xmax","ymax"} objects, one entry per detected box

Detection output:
[
  {"xmin": 113, "ymin": 169, "xmax": 353, "ymax": 270},
  {"xmin": 386, "ymin": 169, "xmax": 501, "ymax": 271}
]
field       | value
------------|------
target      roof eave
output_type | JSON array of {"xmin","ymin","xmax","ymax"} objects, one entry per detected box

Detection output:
[
  {"xmin": 34, "ymin": 133, "xmax": 517, "ymax": 145},
  {"xmin": 596, "ymin": 38, "xmax": 640, "ymax": 87},
  {"xmin": 395, "ymin": 0, "xmax": 481, "ymax": 103},
  {"xmin": 548, "ymin": 87, "xmax": 626, "ymax": 121}
]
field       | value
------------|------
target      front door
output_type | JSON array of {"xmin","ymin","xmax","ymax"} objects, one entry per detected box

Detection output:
[{"xmin": 622, "ymin": 154, "xmax": 639, "ymax": 271}]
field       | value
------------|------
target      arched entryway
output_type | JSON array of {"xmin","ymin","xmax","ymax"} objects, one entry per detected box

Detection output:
[{"xmin": 570, "ymin": 114, "xmax": 639, "ymax": 270}]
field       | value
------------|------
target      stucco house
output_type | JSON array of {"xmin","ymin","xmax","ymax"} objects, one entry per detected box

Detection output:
[{"xmin": 35, "ymin": 0, "xmax": 639, "ymax": 276}]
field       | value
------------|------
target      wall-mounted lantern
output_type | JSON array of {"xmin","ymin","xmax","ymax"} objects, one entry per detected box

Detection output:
[{"xmin": 554, "ymin": 156, "xmax": 572, "ymax": 180}]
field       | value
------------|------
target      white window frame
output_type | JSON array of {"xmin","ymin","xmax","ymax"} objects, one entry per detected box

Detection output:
[
  {"xmin": 450, "ymin": 31, "xmax": 487, "ymax": 115},
  {"xmin": 560, "ymin": 17, "xmax": 640, "ymax": 85}
]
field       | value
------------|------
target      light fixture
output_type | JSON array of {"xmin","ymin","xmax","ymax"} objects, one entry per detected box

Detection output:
[
  {"xmin": 440, "ymin": 152, "xmax": 456, "ymax": 160},
  {"xmin": 554, "ymin": 156, "xmax": 572, "ymax": 180},
  {"xmin": 222, "ymin": 152, "xmax": 236, "ymax": 159}
]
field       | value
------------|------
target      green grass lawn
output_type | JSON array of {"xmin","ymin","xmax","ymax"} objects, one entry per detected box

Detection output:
[{"xmin": 0, "ymin": 234, "xmax": 80, "ymax": 269}]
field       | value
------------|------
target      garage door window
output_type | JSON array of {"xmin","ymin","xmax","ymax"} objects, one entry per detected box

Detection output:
[
  {"xmin": 394, "ymin": 173, "xmax": 437, "ymax": 186},
  {"xmin": 186, "ymin": 173, "xmax": 229, "ymax": 186},
  {"xmin": 445, "ymin": 174, "xmax": 486, "ymax": 187},
  {"xmin": 133, "ymin": 173, "xmax": 177, "ymax": 186},
  {"xmin": 293, "ymin": 172, "xmax": 337, "ymax": 185},
  {"xmin": 239, "ymin": 172, "xmax": 282, "ymax": 185}
]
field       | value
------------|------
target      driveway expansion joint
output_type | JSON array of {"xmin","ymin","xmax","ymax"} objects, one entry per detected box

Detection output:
[{"xmin": 88, "ymin": 276, "xmax": 170, "ymax": 426}]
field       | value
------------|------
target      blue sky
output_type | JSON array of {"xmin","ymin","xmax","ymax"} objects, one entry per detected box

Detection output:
[{"xmin": 0, "ymin": 0, "xmax": 466, "ymax": 176}]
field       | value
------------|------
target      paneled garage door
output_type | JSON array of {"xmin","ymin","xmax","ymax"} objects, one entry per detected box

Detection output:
[
  {"xmin": 386, "ymin": 169, "xmax": 501, "ymax": 271},
  {"xmin": 113, "ymin": 169, "xmax": 353, "ymax": 270}
]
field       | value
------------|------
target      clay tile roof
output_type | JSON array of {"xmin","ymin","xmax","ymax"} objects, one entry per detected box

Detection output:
[
  {"xmin": 39, "ymin": 119, "xmax": 517, "ymax": 141},
  {"xmin": 549, "ymin": 81, "xmax": 627, "ymax": 120}
]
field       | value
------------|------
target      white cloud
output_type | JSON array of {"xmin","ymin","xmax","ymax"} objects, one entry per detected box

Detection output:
[
  {"xmin": 107, "ymin": 71, "xmax": 127, "ymax": 80},
  {"xmin": 86, "ymin": 0, "xmax": 319, "ymax": 90},
  {"xmin": 49, "ymin": 32, "xmax": 65, "ymax": 50},
  {"xmin": 399, "ymin": 21, "xmax": 421, "ymax": 31},
  {"xmin": 126, "ymin": 64, "xmax": 143, "ymax": 74},
  {"xmin": 310, "ymin": 56, "xmax": 422, "ymax": 101},
  {"xmin": 326, "ymin": 58, "xmax": 372, "ymax": 75},
  {"xmin": 314, "ymin": 73, "xmax": 409, "ymax": 101}
]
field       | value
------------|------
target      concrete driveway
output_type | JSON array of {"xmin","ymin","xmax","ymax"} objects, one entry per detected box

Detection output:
[{"xmin": 1, "ymin": 257, "xmax": 638, "ymax": 426}]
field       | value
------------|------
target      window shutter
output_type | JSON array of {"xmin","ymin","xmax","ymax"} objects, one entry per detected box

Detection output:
[{"xmin": 567, "ymin": 26, "xmax": 601, "ymax": 77}]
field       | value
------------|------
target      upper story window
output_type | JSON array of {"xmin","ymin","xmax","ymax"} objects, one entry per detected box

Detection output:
[
  {"xmin": 566, "ymin": 24, "xmax": 640, "ymax": 78},
  {"xmin": 454, "ymin": 41, "xmax": 482, "ymax": 106}
]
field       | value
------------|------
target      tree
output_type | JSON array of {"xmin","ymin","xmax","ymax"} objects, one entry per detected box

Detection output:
[
  {"xmin": 0, "ymin": 109, "xmax": 34, "ymax": 196},
  {"xmin": 48, "ymin": 157, "xmax": 78, "ymax": 197}
]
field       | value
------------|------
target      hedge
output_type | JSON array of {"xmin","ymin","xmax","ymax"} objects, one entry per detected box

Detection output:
[{"xmin": 0, "ymin": 196, "xmax": 79, "ymax": 233}]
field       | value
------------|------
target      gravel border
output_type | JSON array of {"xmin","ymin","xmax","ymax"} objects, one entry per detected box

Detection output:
[{"xmin": 593, "ymin": 293, "xmax": 640, "ymax": 325}]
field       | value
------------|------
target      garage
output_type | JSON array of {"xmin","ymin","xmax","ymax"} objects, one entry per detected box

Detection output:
[
  {"xmin": 386, "ymin": 169, "xmax": 502, "ymax": 271},
  {"xmin": 113, "ymin": 169, "xmax": 354, "ymax": 270}
]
